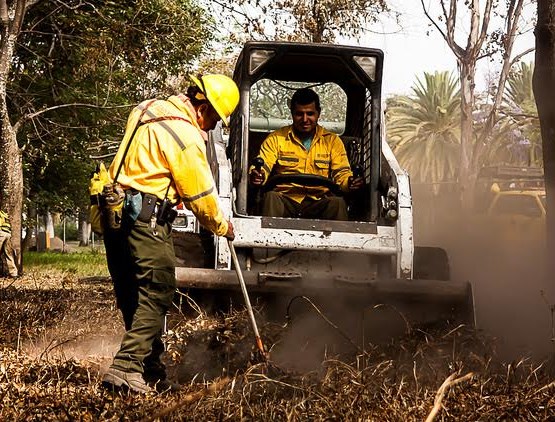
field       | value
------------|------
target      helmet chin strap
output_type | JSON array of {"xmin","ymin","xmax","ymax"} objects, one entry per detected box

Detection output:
[{"xmin": 194, "ymin": 91, "xmax": 207, "ymax": 101}]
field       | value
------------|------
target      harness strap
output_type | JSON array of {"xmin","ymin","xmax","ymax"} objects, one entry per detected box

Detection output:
[{"xmin": 113, "ymin": 99, "xmax": 158, "ymax": 183}]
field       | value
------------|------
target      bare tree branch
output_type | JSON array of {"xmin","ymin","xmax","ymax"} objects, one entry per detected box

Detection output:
[
  {"xmin": 447, "ymin": 0, "xmax": 456, "ymax": 41},
  {"xmin": 472, "ymin": 0, "xmax": 526, "ymax": 169},
  {"xmin": 475, "ymin": 0, "xmax": 494, "ymax": 56},
  {"xmin": 13, "ymin": 0, "xmax": 26, "ymax": 35},
  {"xmin": 510, "ymin": 47, "xmax": 535, "ymax": 67},
  {"xmin": 89, "ymin": 151, "xmax": 118, "ymax": 160},
  {"xmin": 420, "ymin": 1, "xmax": 448, "ymax": 44},
  {"xmin": 14, "ymin": 102, "xmax": 135, "ymax": 132}
]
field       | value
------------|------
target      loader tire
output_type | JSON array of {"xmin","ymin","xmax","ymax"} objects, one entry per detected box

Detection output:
[{"xmin": 413, "ymin": 246, "xmax": 450, "ymax": 281}]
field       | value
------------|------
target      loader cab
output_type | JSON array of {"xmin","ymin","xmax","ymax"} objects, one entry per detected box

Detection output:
[
  {"xmin": 227, "ymin": 42, "xmax": 385, "ymax": 223},
  {"xmin": 174, "ymin": 42, "xmax": 475, "ymax": 328}
]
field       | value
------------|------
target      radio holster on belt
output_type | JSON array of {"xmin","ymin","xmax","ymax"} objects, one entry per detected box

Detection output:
[
  {"xmin": 136, "ymin": 188, "xmax": 177, "ymax": 226},
  {"xmin": 137, "ymin": 193, "xmax": 158, "ymax": 223},
  {"xmin": 156, "ymin": 198, "xmax": 177, "ymax": 226}
]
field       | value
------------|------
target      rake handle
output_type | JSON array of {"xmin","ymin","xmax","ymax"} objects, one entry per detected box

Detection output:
[{"xmin": 227, "ymin": 239, "xmax": 266, "ymax": 356}]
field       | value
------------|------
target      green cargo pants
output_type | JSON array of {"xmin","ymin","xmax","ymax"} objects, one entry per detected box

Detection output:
[
  {"xmin": 103, "ymin": 218, "xmax": 176, "ymax": 380},
  {"xmin": 262, "ymin": 190, "xmax": 348, "ymax": 220}
]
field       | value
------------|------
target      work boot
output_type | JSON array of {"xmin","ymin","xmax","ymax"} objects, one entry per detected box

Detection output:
[
  {"xmin": 101, "ymin": 367, "xmax": 153, "ymax": 394},
  {"xmin": 147, "ymin": 378, "xmax": 182, "ymax": 393}
]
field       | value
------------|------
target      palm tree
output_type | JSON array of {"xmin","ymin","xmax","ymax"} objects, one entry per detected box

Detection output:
[
  {"xmin": 487, "ymin": 62, "xmax": 541, "ymax": 167},
  {"xmin": 386, "ymin": 71, "xmax": 461, "ymax": 186}
]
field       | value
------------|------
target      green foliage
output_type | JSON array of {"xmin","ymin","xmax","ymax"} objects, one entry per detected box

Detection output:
[
  {"xmin": 494, "ymin": 62, "xmax": 541, "ymax": 166},
  {"xmin": 24, "ymin": 250, "xmax": 109, "ymax": 277},
  {"xmin": 208, "ymin": 0, "xmax": 388, "ymax": 43},
  {"xmin": 54, "ymin": 221, "xmax": 79, "ymax": 241},
  {"xmin": 250, "ymin": 80, "xmax": 347, "ymax": 123},
  {"xmin": 386, "ymin": 71, "xmax": 461, "ymax": 185},
  {"xmin": 12, "ymin": 0, "xmax": 213, "ymax": 215}
]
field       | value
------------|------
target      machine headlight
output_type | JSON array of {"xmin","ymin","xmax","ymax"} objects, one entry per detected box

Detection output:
[
  {"xmin": 249, "ymin": 49, "xmax": 275, "ymax": 74},
  {"xmin": 353, "ymin": 55, "xmax": 377, "ymax": 81}
]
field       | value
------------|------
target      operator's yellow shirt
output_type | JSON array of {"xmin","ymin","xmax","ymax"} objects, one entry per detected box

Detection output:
[
  {"xmin": 109, "ymin": 95, "xmax": 228, "ymax": 236},
  {"xmin": 254, "ymin": 125, "xmax": 353, "ymax": 203}
]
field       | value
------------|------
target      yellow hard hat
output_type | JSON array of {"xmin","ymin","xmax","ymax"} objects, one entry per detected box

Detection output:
[
  {"xmin": 490, "ymin": 182, "xmax": 501, "ymax": 193},
  {"xmin": 191, "ymin": 74, "xmax": 239, "ymax": 126}
]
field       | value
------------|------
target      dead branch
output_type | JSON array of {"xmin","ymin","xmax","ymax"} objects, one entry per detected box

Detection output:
[
  {"xmin": 425, "ymin": 372, "xmax": 474, "ymax": 422},
  {"xmin": 141, "ymin": 377, "xmax": 231, "ymax": 422},
  {"xmin": 14, "ymin": 102, "xmax": 135, "ymax": 132},
  {"xmin": 533, "ymin": 380, "xmax": 555, "ymax": 396},
  {"xmin": 510, "ymin": 47, "xmax": 535, "ymax": 67}
]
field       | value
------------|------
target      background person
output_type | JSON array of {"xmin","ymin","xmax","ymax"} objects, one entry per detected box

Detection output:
[
  {"xmin": 0, "ymin": 209, "xmax": 18, "ymax": 278},
  {"xmin": 249, "ymin": 88, "xmax": 363, "ymax": 220},
  {"xmin": 101, "ymin": 74, "xmax": 239, "ymax": 394}
]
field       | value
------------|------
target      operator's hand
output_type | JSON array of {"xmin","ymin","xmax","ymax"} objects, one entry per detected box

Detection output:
[
  {"xmin": 250, "ymin": 168, "xmax": 265, "ymax": 186},
  {"xmin": 224, "ymin": 220, "xmax": 235, "ymax": 241},
  {"xmin": 348, "ymin": 176, "xmax": 364, "ymax": 191}
]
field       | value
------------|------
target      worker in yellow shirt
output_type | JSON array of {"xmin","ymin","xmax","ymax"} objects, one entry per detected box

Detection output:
[
  {"xmin": 250, "ymin": 88, "xmax": 363, "ymax": 220},
  {"xmin": 0, "ymin": 210, "xmax": 18, "ymax": 278},
  {"xmin": 101, "ymin": 74, "xmax": 239, "ymax": 394}
]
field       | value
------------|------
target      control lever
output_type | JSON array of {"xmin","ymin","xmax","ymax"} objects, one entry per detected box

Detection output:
[
  {"xmin": 352, "ymin": 165, "xmax": 363, "ymax": 179},
  {"xmin": 348, "ymin": 165, "xmax": 364, "ymax": 220},
  {"xmin": 253, "ymin": 157, "xmax": 264, "ymax": 172},
  {"xmin": 252, "ymin": 157, "xmax": 265, "ymax": 213}
]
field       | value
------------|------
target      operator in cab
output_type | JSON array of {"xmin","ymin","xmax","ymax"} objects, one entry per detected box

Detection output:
[{"xmin": 249, "ymin": 88, "xmax": 363, "ymax": 220}]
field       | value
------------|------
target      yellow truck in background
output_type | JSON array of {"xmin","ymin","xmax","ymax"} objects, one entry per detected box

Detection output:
[{"xmin": 475, "ymin": 166, "xmax": 545, "ymax": 243}]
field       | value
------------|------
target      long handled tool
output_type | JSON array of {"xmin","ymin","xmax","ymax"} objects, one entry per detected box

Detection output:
[{"xmin": 227, "ymin": 239, "xmax": 268, "ymax": 361}]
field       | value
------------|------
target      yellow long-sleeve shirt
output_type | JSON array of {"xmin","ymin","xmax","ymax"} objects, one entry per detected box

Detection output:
[
  {"xmin": 109, "ymin": 95, "xmax": 228, "ymax": 236},
  {"xmin": 253, "ymin": 125, "xmax": 353, "ymax": 203}
]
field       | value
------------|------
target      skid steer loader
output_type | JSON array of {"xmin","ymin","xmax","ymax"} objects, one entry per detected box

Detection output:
[{"xmin": 173, "ymin": 41, "xmax": 475, "ymax": 329}]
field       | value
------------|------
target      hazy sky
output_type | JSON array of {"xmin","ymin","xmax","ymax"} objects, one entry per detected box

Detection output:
[
  {"xmin": 209, "ymin": 1, "xmax": 536, "ymax": 97},
  {"xmin": 352, "ymin": 1, "xmax": 536, "ymax": 97}
]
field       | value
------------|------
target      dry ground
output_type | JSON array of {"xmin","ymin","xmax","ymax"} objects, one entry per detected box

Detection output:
[{"xmin": 1, "ymin": 269, "xmax": 555, "ymax": 421}]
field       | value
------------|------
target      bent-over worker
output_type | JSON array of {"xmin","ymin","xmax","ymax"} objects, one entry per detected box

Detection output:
[{"xmin": 101, "ymin": 74, "xmax": 239, "ymax": 394}]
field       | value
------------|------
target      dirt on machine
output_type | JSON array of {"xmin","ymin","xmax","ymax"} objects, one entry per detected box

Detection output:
[{"xmin": 171, "ymin": 41, "xmax": 475, "ymax": 338}]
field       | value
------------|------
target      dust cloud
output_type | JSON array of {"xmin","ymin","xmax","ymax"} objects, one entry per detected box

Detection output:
[
  {"xmin": 23, "ymin": 332, "xmax": 122, "ymax": 371},
  {"xmin": 414, "ymin": 200, "xmax": 555, "ymax": 362}
]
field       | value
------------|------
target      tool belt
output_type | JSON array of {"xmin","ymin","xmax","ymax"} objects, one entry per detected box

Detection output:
[{"xmin": 132, "ymin": 191, "xmax": 178, "ymax": 226}]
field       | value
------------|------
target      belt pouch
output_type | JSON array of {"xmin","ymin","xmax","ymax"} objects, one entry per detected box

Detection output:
[
  {"xmin": 137, "ymin": 193, "xmax": 158, "ymax": 223},
  {"xmin": 156, "ymin": 199, "xmax": 178, "ymax": 225},
  {"xmin": 124, "ymin": 190, "xmax": 142, "ymax": 222}
]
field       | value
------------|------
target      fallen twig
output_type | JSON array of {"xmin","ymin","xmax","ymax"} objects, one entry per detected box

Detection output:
[
  {"xmin": 534, "ymin": 380, "xmax": 555, "ymax": 396},
  {"xmin": 425, "ymin": 372, "xmax": 474, "ymax": 422},
  {"xmin": 141, "ymin": 377, "xmax": 231, "ymax": 422}
]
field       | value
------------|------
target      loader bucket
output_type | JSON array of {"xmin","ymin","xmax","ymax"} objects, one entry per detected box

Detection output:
[{"xmin": 175, "ymin": 268, "xmax": 476, "ymax": 332}]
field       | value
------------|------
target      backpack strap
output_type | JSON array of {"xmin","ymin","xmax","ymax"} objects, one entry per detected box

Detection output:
[
  {"xmin": 113, "ymin": 99, "xmax": 158, "ymax": 183},
  {"xmin": 113, "ymin": 102, "xmax": 192, "ymax": 183}
]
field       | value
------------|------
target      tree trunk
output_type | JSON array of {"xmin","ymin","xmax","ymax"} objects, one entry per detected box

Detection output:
[
  {"xmin": 21, "ymin": 203, "xmax": 36, "ymax": 251},
  {"xmin": 45, "ymin": 211, "xmax": 54, "ymax": 239},
  {"xmin": 0, "ymin": 125, "xmax": 22, "ymax": 264},
  {"xmin": 533, "ymin": 0, "xmax": 555, "ymax": 268},
  {"xmin": 0, "ymin": 1, "xmax": 28, "ymax": 272},
  {"xmin": 79, "ymin": 211, "xmax": 90, "ymax": 247},
  {"xmin": 458, "ymin": 61, "xmax": 477, "ymax": 208},
  {"xmin": 420, "ymin": 0, "xmax": 526, "ymax": 211}
]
